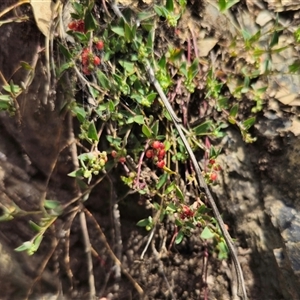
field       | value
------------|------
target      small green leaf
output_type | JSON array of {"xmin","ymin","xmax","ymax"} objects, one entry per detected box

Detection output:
[
  {"xmin": 70, "ymin": 13, "xmax": 80, "ymax": 20},
  {"xmin": 217, "ymin": 240, "xmax": 229, "ymax": 259},
  {"xmin": 111, "ymin": 26, "xmax": 125, "ymax": 37},
  {"xmin": 294, "ymin": 28, "xmax": 300, "ymax": 43},
  {"xmin": 71, "ymin": 32, "xmax": 89, "ymax": 43},
  {"xmin": 175, "ymin": 185, "xmax": 184, "ymax": 202},
  {"xmin": 175, "ymin": 230, "xmax": 184, "ymax": 244},
  {"xmin": 84, "ymin": 9, "xmax": 97, "ymax": 31},
  {"xmin": 154, "ymin": 5, "xmax": 169, "ymax": 18},
  {"xmin": 151, "ymin": 120, "xmax": 159, "ymax": 137},
  {"xmin": 242, "ymin": 116, "xmax": 256, "ymax": 130},
  {"xmin": 2, "ymin": 85, "xmax": 11, "ymax": 93},
  {"xmin": 166, "ymin": 0, "xmax": 174, "ymax": 12},
  {"xmin": 57, "ymin": 62, "xmax": 73, "ymax": 76},
  {"xmin": 44, "ymin": 199, "xmax": 60, "ymax": 210},
  {"xmin": 229, "ymin": 104, "xmax": 239, "ymax": 118},
  {"xmin": 218, "ymin": 0, "xmax": 226, "ymax": 11},
  {"xmin": 29, "ymin": 221, "xmax": 42, "ymax": 232},
  {"xmin": 73, "ymin": 2, "xmax": 83, "ymax": 16},
  {"xmin": 133, "ymin": 115, "xmax": 144, "ymax": 124},
  {"xmin": 193, "ymin": 120, "xmax": 213, "ymax": 135},
  {"xmin": 68, "ymin": 169, "xmax": 84, "ymax": 177},
  {"xmin": 15, "ymin": 241, "xmax": 33, "ymax": 252},
  {"xmin": 288, "ymin": 61, "xmax": 300, "ymax": 73},
  {"xmin": 20, "ymin": 61, "xmax": 33, "ymax": 70},
  {"xmin": 106, "ymin": 135, "xmax": 122, "ymax": 147},
  {"xmin": 271, "ymin": 46, "xmax": 289, "ymax": 54},
  {"xmin": 175, "ymin": 218, "xmax": 183, "ymax": 226},
  {"xmin": 218, "ymin": 0, "xmax": 240, "ymax": 12},
  {"xmin": 188, "ymin": 58, "xmax": 199, "ymax": 80},
  {"xmin": 0, "ymin": 94, "xmax": 11, "ymax": 101},
  {"xmin": 146, "ymin": 93, "xmax": 157, "ymax": 103},
  {"xmin": 87, "ymin": 121, "xmax": 99, "ymax": 142},
  {"xmin": 158, "ymin": 55, "xmax": 167, "ymax": 69},
  {"xmin": 200, "ymin": 226, "xmax": 215, "ymax": 239},
  {"xmin": 209, "ymin": 145, "xmax": 222, "ymax": 158},
  {"xmin": 165, "ymin": 182, "xmax": 175, "ymax": 194},
  {"xmin": 108, "ymin": 100, "xmax": 115, "ymax": 112},
  {"xmin": 228, "ymin": 116, "xmax": 236, "ymax": 124},
  {"xmin": 180, "ymin": 61, "xmax": 188, "ymax": 77},
  {"xmin": 32, "ymin": 235, "xmax": 43, "ymax": 253},
  {"xmin": 185, "ymin": 221, "xmax": 196, "ymax": 229},
  {"xmin": 248, "ymin": 30, "xmax": 261, "ymax": 44},
  {"xmin": 216, "ymin": 97, "xmax": 229, "ymax": 110},
  {"xmin": 166, "ymin": 202, "xmax": 177, "ymax": 212},
  {"xmin": 72, "ymin": 106, "xmax": 86, "ymax": 122},
  {"xmin": 142, "ymin": 124, "xmax": 153, "ymax": 138},
  {"xmin": 197, "ymin": 204, "xmax": 210, "ymax": 214},
  {"xmin": 146, "ymin": 30, "xmax": 154, "ymax": 50},
  {"xmin": 119, "ymin": 60, "xmax": 135, "ymax": 73},
  {"xmin": 96, "ymin": 70, "xmax": 110, "ymax": 89},
  {"xmin": 156, "ymin": 173, "xmax": 168, "ymax": 189},
  {"xmin": 124, "ymin": 23, "xmax": 136, "ymax": 42},
  {"xmin": 136, "ymin": 218, "xmax": 150, "ymax": 227},
  {"xmin": 59, "ymin": 44, "xmax": 72, "ymax": 60},
  {"xmin": 10, "ymin": 81, "xmax": 21, "ymax": 95},
  {"xmin": 269, "ymin": 31, "xmax": 280, "ymax": 48}
]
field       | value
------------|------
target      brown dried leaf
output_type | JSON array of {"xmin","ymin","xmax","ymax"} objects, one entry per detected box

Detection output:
[{"xmin": 30, "ymin": 0, "xmax": 52, "ymax": 37}]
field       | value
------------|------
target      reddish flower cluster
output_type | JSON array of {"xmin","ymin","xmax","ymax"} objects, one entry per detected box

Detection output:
[
  {"xmin": 180, "ymin": 205, "xmax": 194, "ymax": 220},
  {"xmin": 81, "ymin": 40, "xmax": 104, "ymax": 75},
  {"xmin": 207, "ymin": 159, "xmax": 221, "ymax": 182},
  {"xmin": 95, "ymin": 40, "xmax": 104, "ymax": 51},
  {"xmin": 81, "ymin": 48, "xmax": 92, "ymax": 75},
  {"xmin": 68, "ymin": 20, "xmax": 85, "ymax": 33},
  {"xmin": 111, "ymin": 150, "xmax": 126, "ymax": 163},
  {"xmin": 145, "ymin": 141, "xmax": 166, "ymax": 169}
]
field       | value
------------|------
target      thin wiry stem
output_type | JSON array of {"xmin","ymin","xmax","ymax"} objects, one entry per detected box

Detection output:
[
  {"xmin": 85, "ymin": 208, "xmax": 144, "ymax": 297},
  {"xmin": 68, "ymin": 112, "xmax": 96, "ymax": 300}
]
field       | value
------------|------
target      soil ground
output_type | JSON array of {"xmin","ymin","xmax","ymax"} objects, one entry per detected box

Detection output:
[{"xmin": 0, "ymin": 0, "xmax": 300, "ymax": 300}]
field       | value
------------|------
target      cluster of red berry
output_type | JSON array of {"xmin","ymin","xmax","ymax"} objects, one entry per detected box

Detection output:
[
  {"xmin": 145, "ymin": 141, "xmax": 166, "ymax": 169},
  {"xmin": 206, "ymin": 159, "xmax": 221, "ymax": 182},
  {"xmin": 68, "ymin": 20, "xmax": 85, "ymax": 33},
  {"xmin": 111, "ymin": 150, "xmax": 126, "ymax": 163},
  {"xmin": 81, "ymin": 40, "xmax": 104, "ymax": 75},
  {"xmin": 180, "ymin": 205, "xmax": 194, "ymax": 220}
]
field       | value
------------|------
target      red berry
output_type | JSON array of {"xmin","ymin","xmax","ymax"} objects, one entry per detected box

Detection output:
[
  {"xmin": 157, "ymin": 149, "xmax": 166, "ymax": 160},
  {"xmin": 95, "ymin": 40, "xmax": 104, "ymax": 50},
  {"xmin": 181, "ymin": 205, "xmax": 194, "ymax": 218},
  {"xmin": 145, "ymin": 149, "xmax": 154, "ymax": 158},
  {"xmin": 180, "ymin": 212, "xmax": 186, "ymax": 220},
  {"xmin": 81, "ymin": 48, "xmax": 90, "ymax": 65},
  {"xmin": 93, "ymin": 56, "xmax": 101, "ymax": 66},
  {"xmin": 156, "ymin": 160, "xmax": 165, "ymax": 168},
  {"xmin": 213, "ymin": 165, "xmax": 221, "ymax": 171},
  {"xmin": 68, "ymin": 21, "xmax": 77, "ymax": 30},
  {"xmin": 111, "ymin": 150, "xmax": 117, "ymax": 158},
  {"xmin": 210, "ymin": 172, "xmax": 217, "ymax": 181},
  {"xmin": 68, "ymin": 20, "xmax": 85, "ymax": 32},
  {"xmin": 119, "ymin": 157, "xmax": 126, "ymax": 163},
  {"xmin": 159, "ymin": 142, "xmax": 165, "ymax": 149},
  {"xmin": 209, "ymin": 159, "xmax": 215, "ymax": 165},
  {"xmin": 152, "ymin": 141, "xmax": 161, "ymax": 149},
  {"xmin": 76, "ymin": 20, "xmax": 85, "ymax": 32}
]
